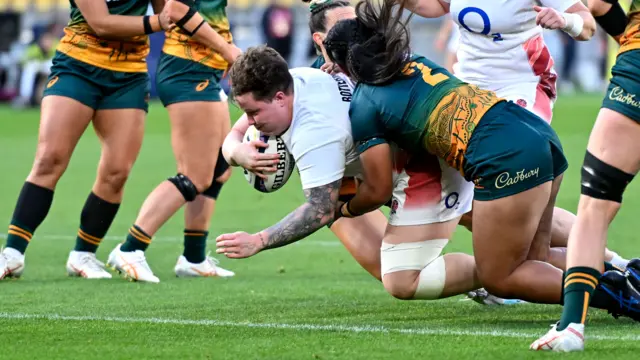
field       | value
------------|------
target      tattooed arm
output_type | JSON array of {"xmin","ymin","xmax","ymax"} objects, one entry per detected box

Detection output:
[
  {"xmin": 215, "ymin": 179, "xmax": 342, "ymax": 258},
  {"xmin": 260, "ymin": 179, "xmax": 341, "ymax": 250}
]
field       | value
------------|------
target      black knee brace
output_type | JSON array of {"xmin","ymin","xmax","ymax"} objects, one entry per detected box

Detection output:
[
  {"xmin": 202, "ymin": 152, "xmax": 229, "ymax": 199},
  {"xmin": 581, "ymin": 151, "xmax": 634, "ymax": 203},
  {"xmin": 168, "ymin": 173, "xmax": 199, "ymax": 202}
]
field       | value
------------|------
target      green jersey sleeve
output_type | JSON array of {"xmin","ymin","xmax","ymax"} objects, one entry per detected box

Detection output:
[{"xmin": 349, "ymin": 89, "xmax": 387, "ymax": 154}]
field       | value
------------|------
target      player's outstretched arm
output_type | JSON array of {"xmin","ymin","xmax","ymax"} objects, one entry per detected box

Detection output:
[
  {"xmin": 216, "ymin": 179, "xmax": 341, "ymax": 258},
  {"xmin": 75, "ymin": 0, "xmax": 171, "ymax": 38},
  {"xmin": 262, "ymin": 179, "xmax": 342, "ymax": 249},
  {"xmin": 163, "ymin": 0, "xmax": 242, "ymax": 64}
]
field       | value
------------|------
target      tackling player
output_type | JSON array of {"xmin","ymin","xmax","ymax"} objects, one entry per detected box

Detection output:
[
  {"xmin": 401, "ymin": 0, "xmax": 630, "ymax": 274},
  {"xmin": 323, "ymin": 0, "xmax": 640, "ymax": 320},
  {"xmin": 302, "ymin": 0, "xmax": 627, "ymax": 301}
]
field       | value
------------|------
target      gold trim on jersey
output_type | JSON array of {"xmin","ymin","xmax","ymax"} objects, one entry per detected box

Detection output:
[
  {"xmin": 162, "ymin": 29, "xmax": 232, "ymax": 70},
  {"xmin": 619, "ymin": 13, "xmax": 640, "ymax": 54},
  {"xmin": 56, "ymin": 25, "xmax": 149, "ymax": 73},
  {"xmin": 424, "ymin": 85, "xmax": 503, "ymax": 173}
]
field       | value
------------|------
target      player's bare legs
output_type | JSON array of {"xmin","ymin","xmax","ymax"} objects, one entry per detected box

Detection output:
[
  {"xmin": 176, "ymin": 167, "xmax": 235, "ymax": 278},
  {"xmin": 132, "ymin": 101, "xmax": 223, "ymax": 234},
  {"xmin": 65, "ymin": 108, "xmax": 146, "ymax": 279},
  {"xmin": 1, "ymin": 96, "xmax": 93, "ymax": 279},
  {"xmin": 91, "ymin": 109, "xmax": 146, "ymax": 203},
  {"xmin": 473, "ymin": 178, "xmax": 562, "ymax": 303},
  {"xmin": 565, "ymin": 111, "xmax": 640, "ymax": 316},
  {"xmin": 330, "ymin": 210, "xmax": 387, "ymax": 280},
  {"xmin": 549, "ymin": 206, "xmax": 628, "ymax": 270},
  {"xmin": 532, "ymin": 109, "xmax": 640, "ymax": 351},
  {"xmin": 459, "ymin": 206, "xmax": 628, "ymax": 271},
  {"xmin": 110, "ymin": 101, "xmax": 227, "ymax": 282},
  {"xmin": 381, "ymin": 217, "xmax": 481, "ymax": 300},
  {"xmin": 27, "ymin": 96, "xmax": 94, "ymax": 189}
]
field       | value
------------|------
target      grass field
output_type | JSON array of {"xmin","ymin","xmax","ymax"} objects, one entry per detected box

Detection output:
[{"xmin": 1, "ymin": 95, "xmax": 639, "ymax": 359}]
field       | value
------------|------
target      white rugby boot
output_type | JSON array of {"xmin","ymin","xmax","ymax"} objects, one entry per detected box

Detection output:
[
  {"xmin": 106, "ymin": 244, "xmax": 159, "ymax": 283},
  {"xmin": 530, "ymin": 322, "xmax": 584, "ymax": 352},
  {"xmin": 0, "ymin": 247, "xmax": 25, "ymax": 279},
  {"xmin": 174, "ymin": 252, "xmax": 235, "ymax": 278},
  {"xmin": 66, "ymin": 251, "xmax": 112, "ymax": 279}
]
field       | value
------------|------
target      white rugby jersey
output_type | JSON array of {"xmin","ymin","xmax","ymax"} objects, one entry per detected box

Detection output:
[
  {"xmin": 445, "ymin": 0, "xmax": 578, "ymax": 89},
  {"xmin": 279, "ymin": 68, "xmax": 359, "ymax": 190}
]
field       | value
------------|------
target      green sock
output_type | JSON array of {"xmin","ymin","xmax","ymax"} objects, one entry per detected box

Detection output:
[
  {"xmin": 183, "ymin": 229, "xmax": 208, "ymax": 264},
  {"xmin": 120, "ymin": 225, "xmax": 151, "ymax": 253},
  {"xmin": 6, "ymin": 222, "xmax": 33, "ymax": 254},
  {"xmin": 557, "ymin": 266, "xmax": 601, "ymax": 331},
  {"xmin": 74, "ymin": 192, "xmax": 120, "ymax": 253}
]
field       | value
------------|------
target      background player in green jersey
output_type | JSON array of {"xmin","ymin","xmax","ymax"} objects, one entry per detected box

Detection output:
[
  {"xmin": 323, "ymin": 0, "xmax": 640, "ymax": 323},
  {"xmin": 107, "ymin": 0, "xmax": 240, "ymax": 282},
  {"xmin": 533, "ymin": 0, "xmax": 640, "ymax": 352},
  {"xmin": 0, "ymin": 0, "xmax": 172, "ymax": 280}
]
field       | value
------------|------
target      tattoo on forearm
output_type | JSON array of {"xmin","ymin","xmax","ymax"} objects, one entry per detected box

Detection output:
[{"xmin": 263, "ymin": 179, "xmax": 341, "ymax": 250}]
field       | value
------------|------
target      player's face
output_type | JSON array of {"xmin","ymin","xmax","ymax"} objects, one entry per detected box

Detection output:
[
  {"xmin": 235, "ymin": 92, "xmax": 291, "ymax": 136},
  {"xmin": 314, "ymin": 7, "xmax": 356, "ymax": 59}
]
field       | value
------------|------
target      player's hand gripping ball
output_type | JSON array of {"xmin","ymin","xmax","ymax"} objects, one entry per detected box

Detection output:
[{"xmin": 243, "ymin": 125, "xmax": 296, "ymax": 193}]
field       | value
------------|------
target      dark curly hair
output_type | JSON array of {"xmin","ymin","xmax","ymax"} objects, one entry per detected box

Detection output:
[
  {"xmin": 229, "ymin": 45, "xmax": 293, "ymax": 102},
  {"xmin": 323, "ymin": 0, "xmax": 412, "ymax": 85}
]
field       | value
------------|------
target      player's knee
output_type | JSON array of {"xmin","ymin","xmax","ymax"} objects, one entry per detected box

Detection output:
[
  {"xmin": 168, "ymin": 173, "xmax": 200, "ymax": 202},
  {"xmin": 31, "ymin": 149, "xmax": 69, "ymax": 179},
  {"xmin": 182, "ymin": 170, "xmax": 213, "ymax": 194},
  {"xmin": 581, "ymin": 151, "xmax": 635, "ymax": 203},
  {"xmin": 381, "ymin": 239, "xmax": 448, "ymax": 300},
  {"xmin": 382, "ymin": 271, "xmax": 420, "ymax": 300},
  {"xmin": 97, "ymin": 165, "xmax": 131, "ymax": 194}
]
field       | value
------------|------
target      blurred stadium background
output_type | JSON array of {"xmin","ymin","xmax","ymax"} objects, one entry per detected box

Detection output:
[{"xmin": 0, "ymin": 0, "xmax": 627, "ymax": 108}]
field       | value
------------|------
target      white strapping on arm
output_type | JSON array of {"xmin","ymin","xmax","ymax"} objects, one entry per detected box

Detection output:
[{"xmin": 562, "ymin": 12, "xmax": 584, "ymax": 37}]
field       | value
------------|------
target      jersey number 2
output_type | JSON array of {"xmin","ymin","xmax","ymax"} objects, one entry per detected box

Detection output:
[{"xmin": 403, "ymin": 62, "xmax": 449, "ymax": 86}]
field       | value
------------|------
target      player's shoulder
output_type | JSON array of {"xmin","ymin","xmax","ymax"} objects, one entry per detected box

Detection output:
[{"xmin": 289, "ymin": 67, "xmax": 333, "ymax": 83}]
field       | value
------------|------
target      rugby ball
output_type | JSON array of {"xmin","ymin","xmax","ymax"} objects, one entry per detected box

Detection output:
[{"xmin": 243, "ymin": 125, "xmax": 296, "ymax": 193}]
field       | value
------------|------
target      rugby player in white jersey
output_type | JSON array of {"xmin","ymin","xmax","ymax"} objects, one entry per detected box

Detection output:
[
  {"xmin": 216, "ymin": 45, "xmax": 499, "ymax": 303},
  {"xmin": 401, "ymin": 0, "xmax": 630, "ymax": 277},
  {"xmin": 405, "ymin": 0, "xmax": 594, "ymax": 122}
]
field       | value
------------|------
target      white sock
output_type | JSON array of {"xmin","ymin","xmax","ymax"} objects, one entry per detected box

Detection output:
[{"xmin": 609, "ymin": 252, "xmax": 629, "ymax": 271}]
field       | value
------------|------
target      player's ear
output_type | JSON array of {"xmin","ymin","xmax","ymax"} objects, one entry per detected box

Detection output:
[
  {"xmin": 274, "ymin": 91, "xmax": 287, "ymax": 106},
  {"xmin": 312, "ymin": 32, "xmax": 325, "ymax": 48}
]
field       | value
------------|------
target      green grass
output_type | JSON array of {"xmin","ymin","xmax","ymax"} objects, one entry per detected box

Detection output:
[{"xmin": 0, "ymin": 96, "xmax": 639, "ymax": 359}]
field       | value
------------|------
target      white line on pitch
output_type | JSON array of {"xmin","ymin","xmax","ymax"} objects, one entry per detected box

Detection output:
[
  {"xmin": 0, "ymin": 234, "xmax": 341, "ymax": 247},
  {"xmin": 0, "ymin": 312, "xmax": 637, "ymax": 341}
]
